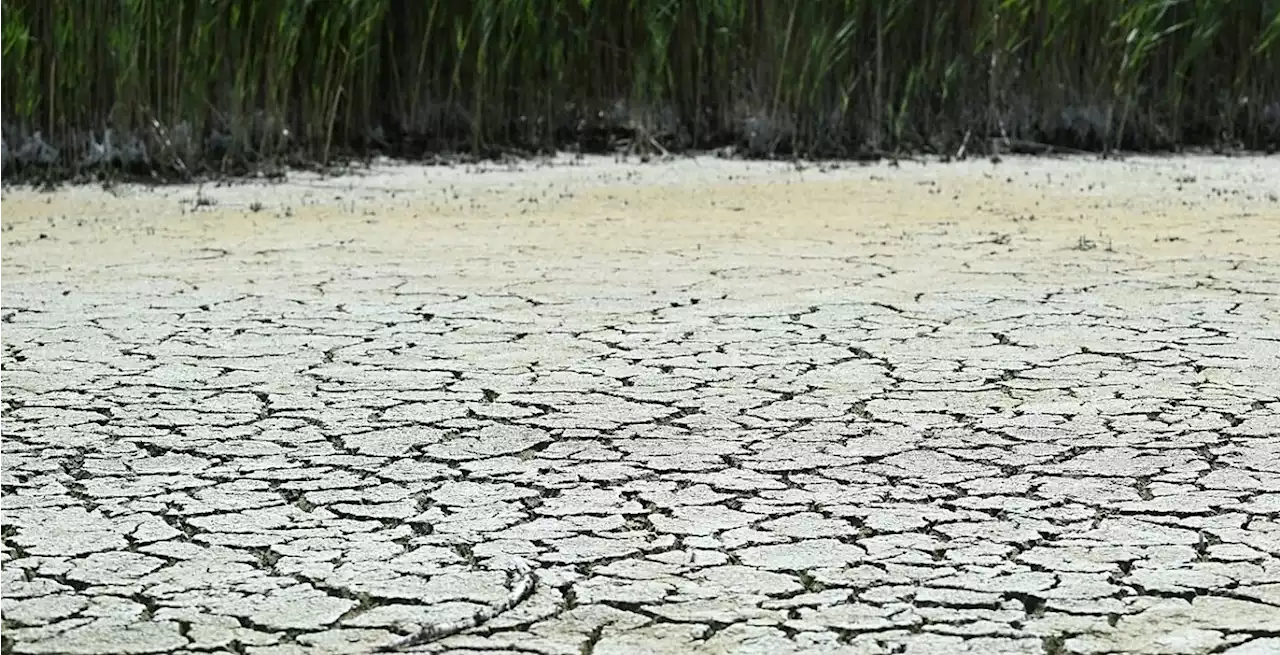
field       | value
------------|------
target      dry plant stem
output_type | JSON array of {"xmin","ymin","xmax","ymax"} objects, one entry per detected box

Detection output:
[{"xmin": 374, "ymin": 557, "xmax": 536, "ymax": 652}]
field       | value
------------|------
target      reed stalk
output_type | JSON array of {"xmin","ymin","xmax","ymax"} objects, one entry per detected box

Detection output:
[{"xmin": 3, "ymin": 0, "xmax": 1277, "ymax": 177}]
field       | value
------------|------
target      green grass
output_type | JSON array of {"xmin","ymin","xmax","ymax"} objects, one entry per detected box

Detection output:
[{"xmin": 3, "ymin": 0, "xmax": 1278, "ymax": 177}]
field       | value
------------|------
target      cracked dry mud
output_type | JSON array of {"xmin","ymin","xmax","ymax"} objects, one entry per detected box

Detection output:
[{"xmin": 2, "ymin": 155, "xmax": 1279, "ymax": 655}]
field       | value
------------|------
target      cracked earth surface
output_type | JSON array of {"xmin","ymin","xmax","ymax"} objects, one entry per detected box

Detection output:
[{"xmin": 2, "ymin": 155, "xmax": 1279, "ymax": 655}]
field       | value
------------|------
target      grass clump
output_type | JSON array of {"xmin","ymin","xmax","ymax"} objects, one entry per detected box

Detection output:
[{"xmin": 3, "ymin": 0, "xmax": 1278, "ymax": 179}]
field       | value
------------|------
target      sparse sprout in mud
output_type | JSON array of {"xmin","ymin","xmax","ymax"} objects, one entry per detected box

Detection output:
[
  {"xmin": 1073, "ymin": 236, "xmax": 1097, "ymax": 251},
  {"xmin": 249, "ymin": 201, "xmax": 265, "ymax": 213},
  {"xmin": 192, "ymin": 193, "xmax": 216, "ymax": 209}
]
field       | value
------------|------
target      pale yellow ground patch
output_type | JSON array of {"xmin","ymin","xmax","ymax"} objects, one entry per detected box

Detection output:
[{"xmin": 2, "ymin": 154, "xmax": 1277, "ymax": 275}]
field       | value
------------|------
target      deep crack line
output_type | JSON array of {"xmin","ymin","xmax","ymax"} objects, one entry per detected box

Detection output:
[{"xmin": 372, "ymin": 555, "xmax": 537, "ymax": 652}]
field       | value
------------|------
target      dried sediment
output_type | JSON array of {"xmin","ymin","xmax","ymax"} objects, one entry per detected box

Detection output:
[{"xmin": 3, "ymin": 155, "xmax": 1279, "ymax": 654}]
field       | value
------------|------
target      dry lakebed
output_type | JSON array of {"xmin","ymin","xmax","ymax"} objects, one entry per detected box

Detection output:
[{"xmin": 2, "ymin": 154, "xmax": 1279, "ymax": 654}]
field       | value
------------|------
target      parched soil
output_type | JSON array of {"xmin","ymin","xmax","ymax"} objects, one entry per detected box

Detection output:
[{"xmin": 2, "ymin": 155, "xmax": 1279, "ymax": 655}]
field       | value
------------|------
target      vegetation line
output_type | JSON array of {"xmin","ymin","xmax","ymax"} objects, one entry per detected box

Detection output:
[{"xmin": 3, "ymin": 0, "xmax": 1278, "ymax": 181}]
